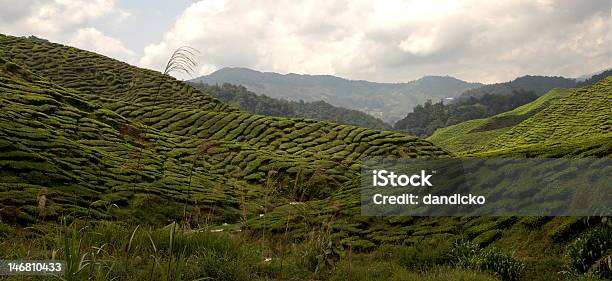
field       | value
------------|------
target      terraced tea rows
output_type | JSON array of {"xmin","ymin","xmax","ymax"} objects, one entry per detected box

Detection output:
[
  {"xmin": 427, "ymin": 88, "xmax": 573, "ymax": 153},
  {"xmin": 0, "ymin": 34, "xmax": 235, "ymax": 113},
  {"xmin": 0, "ymin": 64, "xmax": 354, "ymax": 225},
  {"xmin": 0, "ymin": 57, "xmax": 242, "ymax": 223},
  {"xmin": 468, "ymin": 133, "xmax": 612, "ymax": 158},
  {"xmin": 0, "ymin": 34, "xmax": 445, "ymax": 162},
  {"xmin": 107, "ymin": 102, "xmax": 443, "ymax": 161},
  {"xmin": 0, "ymin": 34, "xmax": 447, "ymax": 227}
]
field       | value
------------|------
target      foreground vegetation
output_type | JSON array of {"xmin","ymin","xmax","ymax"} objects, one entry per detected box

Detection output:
[{"xmin": 1, "ymin": 217, "xmax": 610, "ymax": 281}]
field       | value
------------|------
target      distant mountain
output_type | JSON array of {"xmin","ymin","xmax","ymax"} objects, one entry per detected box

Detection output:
[
  {"xmin": 188, "ymin": 82, "xmax": 392, "ymax": 130},
  {"xmin": 459, "ymin": 75, "xmax": 576, "ymax": 99},
  {"xmin": 191, "ymin": 67, "xmax": 482, "ymax": 123}
]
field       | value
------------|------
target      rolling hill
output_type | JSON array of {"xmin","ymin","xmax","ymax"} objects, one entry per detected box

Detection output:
[
  {"xmin": 0, "ymin": 33, "xmax": 446, "ymax": 225},
  {"xmin": 393, "ymin": 72, "xmax": 612, "ymax": 138},
  {"xmin": 192, "ymin": 67, "xmax": 482, "ymax": 123},
  {"xmin": 427, "ymin": 79, "xmax": 612, "ymax": 155}
]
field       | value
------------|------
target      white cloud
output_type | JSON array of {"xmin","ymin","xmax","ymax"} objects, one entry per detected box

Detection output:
[
  {"xmin": 0, "ymin": 0, "xmax": 119, "ymax": 35},
  {"xmin": 0, "ymin": 0, "xmax": 608, "ymax": 83},
  {"xmin": 69, "ymin": 27, "xmax": 136, "ymax": 63},
  {"xmin": 399, "ymin": 31, "xmax": 439, "ymax": 56},
  {"xmin": 0, "ymin": 0, "xmax": 135, "ymax": 63},
  {"xmin": 27, "ymin": 0, "xmax": 116, "ymax": 32},
  {"xmin": 139, "ymin": 0, "xmax": 610, "ymax": 83}
]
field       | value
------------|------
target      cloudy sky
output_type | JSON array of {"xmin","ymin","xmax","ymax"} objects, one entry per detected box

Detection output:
[{"xmin": 0, "ymin": 0, "xmax": 610, "ymax": 83}]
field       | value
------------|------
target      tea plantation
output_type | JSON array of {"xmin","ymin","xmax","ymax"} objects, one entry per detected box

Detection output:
[{"xmin": 0, "ymin": 34, "xmax": 610, "ymax": 281}]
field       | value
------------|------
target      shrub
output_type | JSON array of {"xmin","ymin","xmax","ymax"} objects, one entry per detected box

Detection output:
[
  {"xmin": 567, "ymin": 225, "xmax": 612, "ymax": 274},
  {"xmin": 549, "ymin": 217, "xmax": 597, "ymax": 242},
  {"xmin": 475, "ymin": 247, "xmax": 524, "ymax": 281},
  {"xmin": 520, "ymin": 216, "xmax": 552, "ymax": 228},
  {"xmin": 473, "ymin": 229, "xmax": 501, "ymax": 247},
  {"xmin": 451, "ymin": 240, "xmax": 480, "ymax": 268},
  {"xmin": 452, "ymin": 241, "xmax": 524, "ymax": 281}
]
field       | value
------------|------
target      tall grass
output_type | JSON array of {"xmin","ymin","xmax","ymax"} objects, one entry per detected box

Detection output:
[
  {"xmin": 1, "ymin": 215, "xmax": 539, "ymax": 281},
  {"xmin": 154, "ymin": 46, "xmax": 199, "ymax": 107},
  {"xmin": 10, "ymin": 219, "xmax": 264, "ymax": 281},
  {"xmin": 566, "ymin": 223, "xmax": 612, "ymax": 276},
  {"xmin": 184, "ymin": 141, "xmax": 218, "ymax": 227}
]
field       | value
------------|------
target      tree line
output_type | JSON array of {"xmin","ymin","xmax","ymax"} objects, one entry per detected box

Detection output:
[
  {"xmin": 393, "ymin": 90, "xmax": 539, "ymax": 137},
  {"xmin": 189, "ymin": 82, "xmax": 391, "ymax": 130}
]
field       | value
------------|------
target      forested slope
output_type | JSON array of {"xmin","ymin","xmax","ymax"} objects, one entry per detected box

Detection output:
[{"xmin": 189, "ymin": 82, "xmax": 392, "ymax": 130}]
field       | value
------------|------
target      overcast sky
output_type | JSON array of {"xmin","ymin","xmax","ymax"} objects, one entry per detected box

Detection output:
[{"xmin": 0, "ymin": 0, "xmax": 610, "ymax": 83}]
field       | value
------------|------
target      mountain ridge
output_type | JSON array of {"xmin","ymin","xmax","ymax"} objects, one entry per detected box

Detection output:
[
  {"xmin": 459, "ymin": 75, "xmax": 577, "ymax": 99},
  {"xmin": 210, "ymin": 67, "xmax": 470, "ymax": 85}
]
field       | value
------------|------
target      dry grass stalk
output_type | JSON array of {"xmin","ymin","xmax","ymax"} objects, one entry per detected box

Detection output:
[
  {"xmin": 37, "ymin": 187, "xmax": 48, "ymax": 218},
  {"xmin": 183, "ymin": 140, "xmax": 220, "ymax": 228}
]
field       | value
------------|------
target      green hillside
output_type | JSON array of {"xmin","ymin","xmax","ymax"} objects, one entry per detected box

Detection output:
[
  {"xmin": 1, "ymin": 34, "xmax": 610, "ymax": 281},
  {"xmin": 481, "ymin": 79, "xmax": 612, "ymax": 151},
  {"xmin": 469, "ymin": 133, "xmax": 612, "ymax": 158},
  {"xmin": 0, "ymin": 34, "xmax": 445, "ymax": 226},
  {"xmin": 427, "ymin": 82, "xmax": 611, "ymax": 154},
  {"xmin": 0, "ymin": 35, "xmax": 236, "ymax": 113}
]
